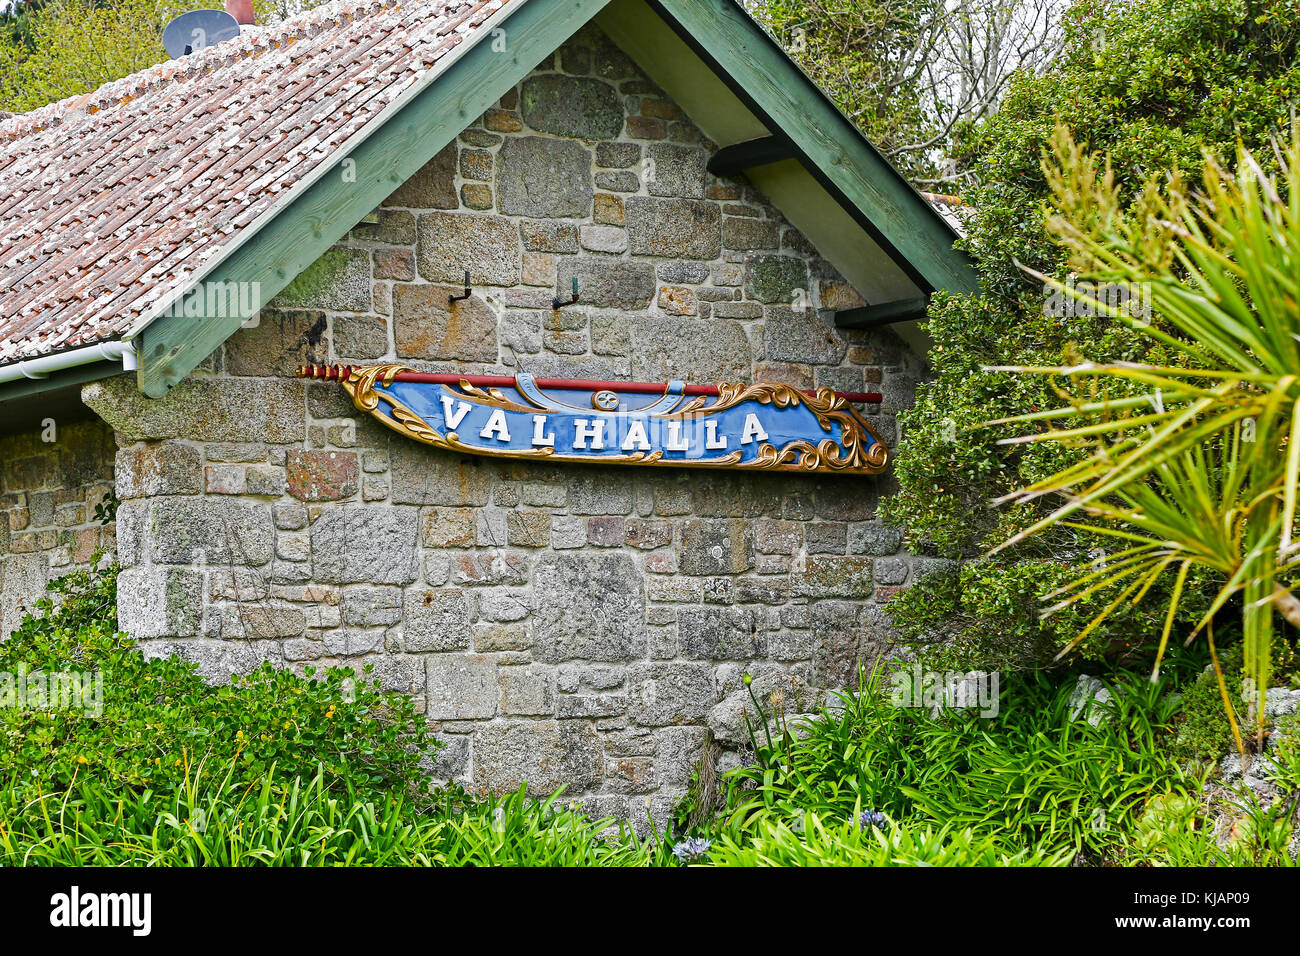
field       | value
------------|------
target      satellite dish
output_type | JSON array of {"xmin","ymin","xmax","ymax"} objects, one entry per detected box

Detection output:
[{"xmin": 162, "ymin": 9, "xmax": 240, "ymax": 60}]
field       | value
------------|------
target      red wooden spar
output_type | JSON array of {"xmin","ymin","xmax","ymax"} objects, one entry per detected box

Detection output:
[{"xmin": 302, "ymin": 365, "xmax": 884, "ymax": 405}]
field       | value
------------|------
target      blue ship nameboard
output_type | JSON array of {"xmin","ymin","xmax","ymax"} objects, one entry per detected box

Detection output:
[{"xmin": 300, "ymin": 364, "xmax": 888, "ymax": 475}]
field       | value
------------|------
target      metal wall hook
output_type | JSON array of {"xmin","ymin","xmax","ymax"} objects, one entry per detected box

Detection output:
[
  {"xmin": 449, "ymin": 270, "xmax": 472, "ymax": 305},
  {"xmin": 553, "ymin": 277, "xmax": 579, "ymax": 311}
]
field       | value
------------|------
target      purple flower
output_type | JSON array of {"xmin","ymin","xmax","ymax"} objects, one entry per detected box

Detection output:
[
  {"xmin": 858, "ymin": 810, "xmax": 888, "ymax": 831},
  {"xmin": 672, "ymin": 837, "xmax": 712, "ymax": 862}
]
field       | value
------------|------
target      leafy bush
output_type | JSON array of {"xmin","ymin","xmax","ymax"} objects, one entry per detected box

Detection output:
[
  {"xmin": 0, "ymin": 769, "xmax": 657, "ymax": 867},
  {"xmin": 0, "ymin": 564, "xmax": 435, "ymax": 804},
  {"xmin": 0, "ymin": 563, "xmax": 661, "ymax": 866},
  {"xmin": 883, "ymin": 0, "xmax": 1300, "ymax": 670},
  {"xmin": 693, "ymin": 664, "xmax": 1200, "ymax": 863},
  {"xmin": 704, "ymin": 812, "xmax": 1072, "ymax": 867}
]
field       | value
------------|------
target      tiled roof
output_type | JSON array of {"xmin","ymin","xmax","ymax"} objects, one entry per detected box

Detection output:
[{"xmin": 0, "ymin": 0, "xmax": 510, "ymax": 366}]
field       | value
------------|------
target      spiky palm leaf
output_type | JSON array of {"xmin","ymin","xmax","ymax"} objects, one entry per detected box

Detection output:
[{"xmin": 989, "ymin": 126, "xmax": 1300, "ymax": 756}]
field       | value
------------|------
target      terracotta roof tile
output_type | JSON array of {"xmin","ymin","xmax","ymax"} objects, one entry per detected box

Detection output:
[{"xmin": 0, "ymin": 0, "xmax": 511, "ymax": 366}]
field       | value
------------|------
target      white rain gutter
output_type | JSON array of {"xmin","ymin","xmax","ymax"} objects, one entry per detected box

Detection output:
[{"xmin": 0, "ymin": 339, "xmax": 138, "ymax": 388}]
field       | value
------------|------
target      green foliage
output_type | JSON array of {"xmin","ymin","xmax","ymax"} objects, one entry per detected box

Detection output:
[
  {"xmin": 996, "ymin": 127, "xmax": 1300, "ymax": 749},
  {"xmin": 0, "ymin": 769, "xmax": 657, "ymax": 866},
  {"xmin": 1170, "ymin": 640, "xmax": 1300, "ymax": 764},
  {"xmin": 711, "ymin": 666, "xmax": 1195, "ymax": 861},
  {"xmin": 0, "ymin": 563, "xmax": 662, "ymax": 866},
  {"xmin": 887, "ymin": 559, "xmax": 1211, "ymax": 671},
  {"xmin": 750, "ymin": 0, "xmax": 945, "ymax": 181},
  {"xmin": 884, "ymin": 0, "xmax": 1300, "ymax": 670},
  {"xmin": 0, "ymin": 563, "xmax": 435, "ymax": 805},
  {"xmin": 0, "ymin": 0, "xmax": 318, "ymax": 113},
  {"xmin": 681, "ymin": 662, "xmax": 1298, "ymax": 866},
  {"xmin": 704, "ymin": 812, "xmax": 1072, "ymax": 866}
]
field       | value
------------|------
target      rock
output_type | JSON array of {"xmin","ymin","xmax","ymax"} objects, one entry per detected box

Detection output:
[
  {"xmin": 498, "ymin": 665, "xmax": 555, "ymax": 716},
  {"xmin": 286, "ymin": 449, "xmax": 359, "ymax": 502},
  {"xmin": 679, "ymin": 519, "xmax": 754, "ymax": 576},
  {"xmin": 793, "ymin": 556, "xmax": 873, "ymax": 599},
  {"xmin": 137, "ymin": 639, "xmax": 282, "ymax": 684},
  {"xmin": 426, "ymin": 654, "xmax": 498, "ymax": 719},
  {"xmin": 116, "ymin": 442, "xmax": 202, "ymax": 498},
  {"xmin": 556, "ymin": 257, "xmax": 655, "ymax": 310},
  {"xmin": 83, "ymin": 375, "xmax": 305, "ymax": 444},
  {"xmin": 340, "ymin": 585, "xmax": 403, "ymax": 627},
  {"xmin": 310, "ymin": 507, "xmax": 419, "ymax": 585},
  {"xmin": 392, "ymin": 285, "xmax": 498, "ymax": 362},
  {"xmin": 677, "ymin": 605, "xmax": 767, "ymax": 658},
  {"xmin": 146, "ymin": 497, "xmax": 274, "ymax": 565},
  {"xmin": 645, "ymin": 142, "xmax": 707, "ymax": 199},
  {"xmin": 764, "ymin": 306, "xmax": 846, "ymax": 365},
  {"xmin": 812, "ymin": 601, "xmax": 887, "ymax": 688},
  {"xmin": 473, "ymin": 720, "xmax": 603, "ymax": 795},
  {"xmin": 629, "ymin": 661, "xmax": 716, "ymax": 726},
  {"xmin": 520, "ymin": 74, "xmax": 624, "ymax": 139},
  {"xmin": 848, "ymin": 523, "xmax": 903, "ymax": 556},
  {"xmin": 746, "ymin": 256, "xmax": 809, "ymax": 304},
  {"xmin": 628, "ymin": 316, "xmax": 751, "ymax": 383},
  {"xmin": 272, "ymin": 248, "xmax": 371, "ymax": 312},
  {"xmin": 722, "ymin": 216, "xmax": 779, "ymax": 250},
  {"xmin": 387, "ymin": 142, "xmax": 457, "ymax": 209},
  {"xmin": 533, "ymin": 554, "xmax": 646, "ymax": 662},
  {"xmin": 1068, "ymin": 675, "xmax": 1113, "ymax": 726},
  {"xmin": 496, "ymin": 136, "xmax": 593, "ymax": 218},
  {"xmin": 625, "ymin": 197, "xmax": 721, "ymax": 260},
  {"xmin": 416, "ymin": 212, "xmax": 521, "ymax": 286},
  {"xmin": 117, "ymin": 566, "xmax": 203, "ymax": 638},
  {"xmin": 224, "ymin": 309, "xmax": 329, "ymax": 376},
  {"xmin": 596, "ymin": 141, "xmax": 640, "ymax": 168},
  {"xmin": 388, "ymin": 444, "xmax": 491, "ymax": 506}
]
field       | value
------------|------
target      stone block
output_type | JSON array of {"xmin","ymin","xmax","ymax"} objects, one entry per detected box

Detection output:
[
  {"xmin": 392, "ymin": 285, "xmax": 498, "ymax": 362},
  {"xmin": 533, "ymin": 553, "xmax": 646, "ymax": 663},
  {"xmin": 416, "ymin": 212, "xmax": 521, "ymax": 286},
  {"xmin": 286, "ymin": 449, "xmax": 359, "ymax": 502},
  {"xmin": 520, "ymin": 74, "xmax": 624, "ymax": 139},
  {"xmin": 389, "ymin": 443, "xmax": 491, "ymax": 506},
  {"xmin": 310, "ymin": 507, "xmax": 418, "ymax": 584},
  {"xmin": 117, "ymin": 566, "xmax": 202, "ymax": 639},
  {"xmin": 403, "ymin": 587, "xmax": 472, "ymax": 652},
  {"xmin": 473, "ymin": 720, "xmax": 602, "ymax": 796},
  {"xmin": 629, "ymin": 662, "xmax": 716, "ymax": 726},
  {"xmin": 679, "ymin": 518, "xmax": 753, "ymax": 575},
  {"xmin": 626, "ymin": 197, "xmax": 721, "ymax": 260},
  {"xmin": 426, "ymin": 654, "xmax": 498, "ymax": 719},
  {"xmin": 677, "ymin": 605, "xmax": 767, "ymax": 659},
  {"xmin": 497, "ymin": 136, "xmax": 593, "ymax": 218}
]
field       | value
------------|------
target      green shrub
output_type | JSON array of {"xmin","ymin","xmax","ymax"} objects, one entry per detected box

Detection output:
[
  {"xmin": 0, "ymin": 563, "xmax": 661, "ymax": 867},
  {"xmin": 0, "ymin": 768, "xmax": 657, "ymax": 867},
  {"xmin": 883, "ymin": 0, "xmax": 1300, "ymax": 670},
  {"xmin": 1170, "ymin": 640, "xmax": 1300, "ymax": 764},
  {"xmin": 705, "ymin": 812, "xmax": 1073, "ymax": 867},
  {"xmin": 707, "ymin": 664, "xmax": 1198, "ymax": 862},
  {"xmin": 0, "ymin": 563, "xmax": 434, "ymax": 805}
]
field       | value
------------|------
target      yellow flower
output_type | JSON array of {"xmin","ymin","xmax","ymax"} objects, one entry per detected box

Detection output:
[
  {"xmin": 236, "ymin": 730, "xmax": 244, "ymax": 739},
  {"xmin": 283, "ymin": 721, "xmax": 291, "ymax": 730},
  {"xmin": 76, "ymin": 756, "xmax": 88, "ymax": 765}
]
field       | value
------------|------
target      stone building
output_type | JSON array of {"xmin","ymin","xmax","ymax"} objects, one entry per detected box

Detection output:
[{"xmin": 0, "ymin": 0, "xmax": 973, "ymax": 820}]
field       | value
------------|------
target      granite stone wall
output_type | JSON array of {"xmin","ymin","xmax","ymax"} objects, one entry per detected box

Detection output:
[
  {"xmin": 79, "ymin": 26, "xmax": 949, "ymax": 827},
  {"xmin": 0, "ymin": 417, "xmax": 117, "ymax": 637}
]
